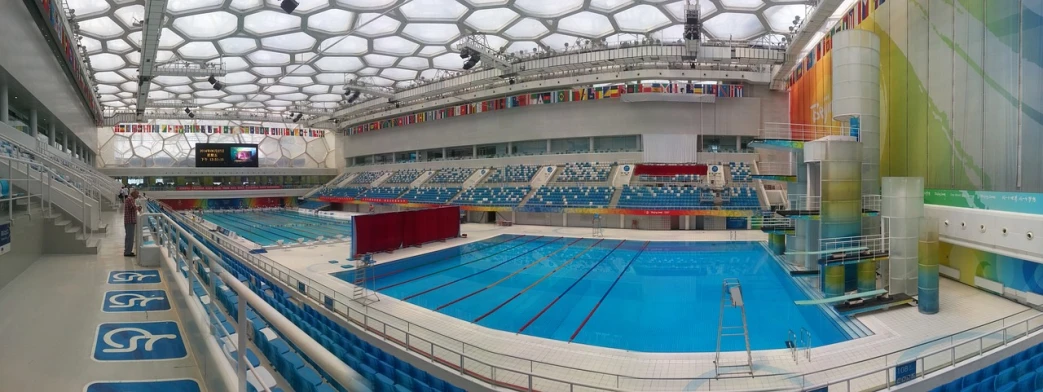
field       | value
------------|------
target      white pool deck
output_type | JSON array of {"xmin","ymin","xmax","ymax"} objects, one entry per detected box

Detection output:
[{"xmin": 262, "ymin": 222, "xmax": 1036, "ymax": 391}]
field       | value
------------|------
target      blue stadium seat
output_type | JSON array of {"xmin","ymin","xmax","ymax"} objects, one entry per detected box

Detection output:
[
  {"xmin": 960, "ymin": 382, "xmax": 979, "ymax": 392},
  {"xmin": 292, "ymin": 366, "xmax": 324, "ymax": 392},
  {"xmin": 394, "ymin": 369, "xmax": 415, "ymax": 392},
  {"xmin": 429, "ymin": 168, "xmax": 475, "ymax": 184},
  {"xmin": 530, "ymin": 185, "xmax": 614, "ymax": 208},
  {"xmin": 362, "ymin": 187, "xmax": 406, "ymax": 199},
  {"xmin": 488, "ymin": 165, "xmax": 540, "ymax": 183},
  {"xmin": 556, "ymin": 162, "xmax": 612, "ymax": 182},
  {"xmin": 997, "ymin": 368, "xmax": 1016, "ymax": 388},
  {"xmin": 375, "ymin": 373, "xmax": 396, "ymax": 392},
  {"xmin": 1016, "ymin": 361, "xmax": 1032, "ymax": 378},
  {"xmin": 1015, "ymin": 372, "xmax": 1034, "ymax": 392},
  {"xmin": 400, "ymin": 187, "xmax": 461, "ymax": 204},
  {"xmin": 452, "ymin": 186, "xmax": 529, "ymax": 207},
  {"xmin": 385, "ymin": 169, "xmax": 423, "ymax": 184},
  {"xmin": 350, "ymin": 172, "xmax": 385, "ymax": 184}
]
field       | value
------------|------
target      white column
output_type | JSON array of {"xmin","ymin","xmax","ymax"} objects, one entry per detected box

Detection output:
[
  {"xmin": 29, "ymin": 109, "xmax": 38, "ymax": 137},
  {"xmin": 832, "ymin": 29, "xmax": 881, "ymax": 236},
  {"xmin": 63, "ymin": 131, "xmax": 70, "ymax": 152},
  {"xmin": 0, "ymin": 83, "xmax": 7, "ymax": 124},
  {"xmin": 48, "ymin": 123, "xmax": 56, "ymax": 147}
]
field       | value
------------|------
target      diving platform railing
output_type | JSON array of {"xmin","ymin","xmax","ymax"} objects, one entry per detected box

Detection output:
[
  {"xmin": 715, "ymin": 278, "xmax": 753, "ymax": 376},
  {"xmin": 782, "ymin": 194, "xmax": 882, "ymax": 214},
  {"xmin": 820, "ymin": 234, "xmax": 889, "ymax": 258},
  {"xmin": 754, "ymin": 161, "xmax": 795, "ymax": 177},
  {"xmin": 352, "ymin": 254, "xmax": 379, "ymax": 305},
  {"xmin": 759, "ymin": 122, "xmax": 857, "ymax": 142}
]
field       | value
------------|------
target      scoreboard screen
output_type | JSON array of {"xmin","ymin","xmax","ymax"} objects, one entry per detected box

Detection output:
[{"xmin": 195, "ymin": 144, "xmax": 259, "ymax": 168}]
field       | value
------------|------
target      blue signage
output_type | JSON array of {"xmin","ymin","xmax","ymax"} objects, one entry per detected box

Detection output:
[
  {"xmin": 895, "ymin": 360, "xmax": 917, "ymax": 385},
  {"xmin": 623, "ymin": 165, "xmax": 630, "ymax": 172},
  {"xmin": 93, "ymin": 321, "xmax": 187, "ymax": 361},
  {"xmin": 102, "ymin": 290, "xmax": 170, "ymax": 312},
  {"xmin": 108, "ymin": 270, "xmax": 161, "ymax": 284},
  {"xmin": 0, "ymin": 222, "xmax": 9, "ymax": 256},
  {"xmin": 85, "ymin": 379, "xmax": 201, "ymax": 392},
  {"xmin": 850, "ymin": 117, "xmax": 861, "ymax": 139}
]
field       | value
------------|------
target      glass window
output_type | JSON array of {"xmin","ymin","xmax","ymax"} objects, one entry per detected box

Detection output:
[
  {"xmin": 420, "ymin": 148, "xmax": 443, "ymax": 161},
  {"xmin": 740, "ymin": 136, "xmax": 755, "ymax": 152},
  {"xmin": 550, "ymin": 137, "xmax": 589, "ymax": 154},
  {"xmin": 395, "ymin": 151, "xmax": 416, "ymax": 162},
  {"xmin": 476, "ymin": 143, "xmax": 507, "ymax": 158},
  {"xmin": 374, "ymin": 153, "xmax": 393, "ymax": 164},
  {"xmin": 446, "ymin": 145, "xmax": 472, "ymax": 159},
  {"xmin": 593, "ymin": 135, "xmax": 638, "ymax": 152},
  {"xmin": 511, "ymin": 140, "xmax": 545, "ymax": 156}
]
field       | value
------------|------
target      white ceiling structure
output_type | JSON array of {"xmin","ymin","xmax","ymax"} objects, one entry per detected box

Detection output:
[{"xmin": 67, "ymin": 0, "xmax": 814, "ymax": 123}]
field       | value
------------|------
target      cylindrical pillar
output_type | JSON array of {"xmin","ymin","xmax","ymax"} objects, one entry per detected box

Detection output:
[
  {"xmin": 29, "ymin": 109, "xmax": 38, "ymax": 137},
  {"xmin": 882, "ymin": 177, "xmax": 924, "ymax": 296},
  {"xmin": 831, "ymin": 29, "xmax": 881, "ymax": 238},
  {"xmin": 918, "ymin": 217, "xmax": 940, "ymax": 314},
  {"xmin": 48, "ymin": 123, "xmax": 56, "ymax": 147},
  {"xmin": 0, "ymin": 83, "xmax": 8, "ymax": 124},
  {"xmin": 857, "ymin": 261, "xmax": 876, "ymax": 292},
  {"xmin": 768, "ymin": 233, "xmax": 786, "ymax": 255}
]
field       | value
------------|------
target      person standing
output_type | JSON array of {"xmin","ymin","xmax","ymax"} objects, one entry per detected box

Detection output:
[{"xmin": 124, "ymin": 189, "xmax": 141, "ymax": 257}]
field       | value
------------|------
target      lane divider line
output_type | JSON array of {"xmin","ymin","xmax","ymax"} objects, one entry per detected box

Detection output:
[
  {"xmin": 472, "ymin": 238, "xmax": 605, "ymax": 323},
  {"xmin": 369, "ymin": 235, "xmax": 524, "ymax": 282},
  {"xmin": 401, "ymin": 237, "xmax": 565, "ymax": 301},
  {"xmin": 434, "ymin": 237, "xmax": 586, "ymax": 311},
  {"xmin": 376, "ymin": 235, "xmax": 539, "ymax": 291},
  {"xmin": 568, "ymin": 241, "xmax": 650, "ymax": 342},
  {"xmin": 517, "ymin": 240, "xmax": 627, "ymax": 334}
]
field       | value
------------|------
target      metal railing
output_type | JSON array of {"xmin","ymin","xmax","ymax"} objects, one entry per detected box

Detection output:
[
  {"xmin": 143, "ymin": 209, "xmax": 372, "ymax": 392},
  {"xmin": 761, "ymin": 122, "xmax": 855, "ymax": 142},
  {"xmin": 819, "ymin": 234, "xmax": 888, "ymax": 255},
  {"xmin": 0, "ymin": 129, "xmax": 118, "ymax": 206},
  {"xmin": 0, "ymin": 155, "xmax": 92, "ymax": 241},
  {"xmin": 791, "ymin": 311, "xmax": 1043, "ymax": 391}
]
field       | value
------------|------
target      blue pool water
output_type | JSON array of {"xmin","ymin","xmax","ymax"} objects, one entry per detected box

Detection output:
[
  {"xmin": 201, "ymin": 210, "xmax": 352, "ymax": 246},
  {"xmin": 333, "ymin": 235, "xmax": 852, "ymax": 353}
]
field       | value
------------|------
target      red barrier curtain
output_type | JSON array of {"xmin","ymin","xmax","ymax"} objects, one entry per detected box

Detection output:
[
  {"xmin": 353, "ymin": 206, "xmax": 460, "ymax": 256},
  {"xmin": 632, "ymin": 164, "xmax": 708, "ymax": 176}
]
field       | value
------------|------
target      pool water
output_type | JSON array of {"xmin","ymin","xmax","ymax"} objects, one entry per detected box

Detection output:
[
  {"xmin": 334, "ymin": 235, "xmax": 852, "ymax": 352},
  {"xmin": 201, "ymin": 210, "xmax": 352, "ymax": 246}
]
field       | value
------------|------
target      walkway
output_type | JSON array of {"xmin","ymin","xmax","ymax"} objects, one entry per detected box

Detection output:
[{"xmin": 0, "ymin": 212, "xmax": 207, "ymax": 391}]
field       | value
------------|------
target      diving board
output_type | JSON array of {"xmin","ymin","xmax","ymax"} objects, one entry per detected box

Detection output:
[
  {"xmin": 785, "ymin": 246, "xmax": 868, "ymax": 256},
  {"xmin": 794, "ymin": 289, "xmax": 887, "ymax": 305}
]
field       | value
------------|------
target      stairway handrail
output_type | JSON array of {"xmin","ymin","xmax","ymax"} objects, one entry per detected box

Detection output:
[{"xmin": 0, "ymin": 154, "xmax": 95, "ymax": 239}]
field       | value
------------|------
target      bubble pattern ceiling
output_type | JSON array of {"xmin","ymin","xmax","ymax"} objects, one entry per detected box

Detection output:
[
  {"xmin": 97, "ymin": 128, "xmax": 337, "ymax": 168},
  {"xmin": 71, "ymin": 0, "xmax": 804, "ymax": 114}
]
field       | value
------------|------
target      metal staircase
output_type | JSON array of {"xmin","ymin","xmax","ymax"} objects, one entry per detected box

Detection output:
[{"xmin": 715, "ymin": 278, "xmax": 753, "ymax": 376}]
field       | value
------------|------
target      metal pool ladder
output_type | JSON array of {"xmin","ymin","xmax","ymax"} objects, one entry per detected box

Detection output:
[
  {"xmin": 353, "ymin": 254, "xmax": 379, "ymax": 304},
  {"xmin": 715, "ymin": 278, "xmax": 753, "ymax": 376}
]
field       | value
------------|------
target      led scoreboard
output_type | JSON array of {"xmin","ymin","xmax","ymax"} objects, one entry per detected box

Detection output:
[{"xmin": 195, "ymin": 144, "xmax": 259, "ymax": 168}]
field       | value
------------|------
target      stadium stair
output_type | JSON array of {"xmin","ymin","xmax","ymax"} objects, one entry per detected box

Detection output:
[
  {"xmin": 608, "ymin": 187, "xmax": 624, "ymax": 208},
  {"xmin": 45, "ymin": 211, "xmax": 100, "ymax": 254}
]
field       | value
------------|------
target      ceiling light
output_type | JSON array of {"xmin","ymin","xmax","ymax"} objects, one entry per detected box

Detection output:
[
  {"xmin": 280, "ymin": 0, "xmax": 298, "ymax": 14},
  {"xmin": 347, "ymin": 91, "xmax": 360, "ymax": 103},
  {"xmin": 184, "ymin": 107, "xmax": 191, "ymax": 114}
]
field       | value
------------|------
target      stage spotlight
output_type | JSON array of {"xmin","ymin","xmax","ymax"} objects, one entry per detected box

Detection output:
[
  {"xmin": 184, "ymin": 107, "xmax": 191, "ymax": 114},
  {"xmin": 207, "ymin": 75, "xmax": 217, "ymax": 85},
  {"xmin": 280, "ymin": 0, "xmax": 298, "ymax": 14},
  {"xmin": 347, "ymin": 91, "xmax": 360, "ymax": 103},
  {"xmin": 188, "ymin": 112, "xmax": 195, "ymax": 118},
  {"xmin": 508, "ymin": 78, "xmax": 515, "ymax": 85},
  {"xmin": 462, "ymin": 57, "xmax": 479, "ymax": 70},
  {"xmin": 293, "ymin": 113, "xmax": 303, "ymax": 122}
]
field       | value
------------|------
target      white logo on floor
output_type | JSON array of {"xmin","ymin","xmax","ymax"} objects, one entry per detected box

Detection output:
[
  {"xmin": 108, "ymin": 293, "xmax": 164, "ymax": 308},
  {"xmin": 101, "ymin": 327, "xmax": 177, "ymax": 353}
]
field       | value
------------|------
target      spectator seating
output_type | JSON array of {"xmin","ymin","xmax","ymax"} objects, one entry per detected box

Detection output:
[
  {"xmin": 429, "ymin": 168, "xmax": 475, "ymax": 184},
  {"xmin": 557, "ymin": 162, "xmax": 612, "ymax": 182},
  {"xmin": 637, "ymin": 174, "xmax": 702, "ymax": 183},
  {"xmin": 362, "ymin": 187, "xmax": 406, "ymax": 199},
  {"xmin": 617, "ymin": 185, "xmax": 710, "ymax": 210},
  {"xmin": 298, "ymin": 201, "xmax": 329, "ymax": 210},
  {"xmin": 161, "ymin": 211, "xmax": 464, "ymax": 392},
  {"xmin": 350, "ymin": 172, "xmax": 384, "ymax": 184},
  {"xmin": 723, "ymin": 186, "xmax": 759, "ymax": 208},
  {"xmin": 452, "ymin": 186, "xmax": 530, "ymax": 207},
  {"xmin": 530, "ymin": 186, "xmax": 614, "ymax": 208},
  {"xmin": 930, "ymin": 343, "xmax": 1043, "ymax": 392},
  {"xmin": 385, "ymin": 169, "xmax": 423, "ymax": 184},
  {"xmin": 728, "ymin": 162, "xmax": 752, "ymax": 181},
  {"xmin": 488, "ymin": 165, "xmax": 541, "ymax": 183},
  {"xmin": 400, "ymin": 187, "xmax": 461, "ymax": 204},
  {"xmin": 319, "ymin": 187, "xmax": 367, "ymax": 198}
]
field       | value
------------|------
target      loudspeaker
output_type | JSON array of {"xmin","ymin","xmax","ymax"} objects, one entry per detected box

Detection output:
[{"xmin": 280, "ymin": 0, "xmax": 298, "ymax": 14}]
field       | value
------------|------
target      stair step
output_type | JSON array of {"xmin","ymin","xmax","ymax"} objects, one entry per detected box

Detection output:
[
  {"xmin": 55, "ymin": 219, "xmax": 71, "ymax": 226},
  {"xmin": 86, "ymin": 238, "xmax": 102, "ymax": 248},
  {"xmin": 66, "ymin": 225, "xmax": 82, "ymax": 234}
]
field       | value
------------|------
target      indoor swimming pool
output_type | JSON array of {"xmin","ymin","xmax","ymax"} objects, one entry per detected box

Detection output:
[
  {"xmin": 334, "ymin": 235, "xmax": 852, "ymax": 352},
  {"xmin": 201, "ymin": 210, "xmax": 352, "ymax": 246}
]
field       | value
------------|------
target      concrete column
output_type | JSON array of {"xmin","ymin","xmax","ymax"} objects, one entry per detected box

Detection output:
[
  {"xmin": 63, "ymin": 131, "xmax": 70, "ymax": 153},
  {"xmin": 0, "ymin": 83, "xmax": 8, "ymax": 124},
  {"xmin": 805, "ymin": 138, "xmax": 863, "ymax": 296},
  {"xmin": 48, "ymin": 123, "xmax": 56, "ymax": 147},
  {"xmin": 507, "ymin": 142, "xmax": 512, "ymax": 155},
  {"xmin": 472, "ymin": 145, "xmax": 477, "ymax": 158},
  {"xmin": 29, "ymin": 109, "xmax": 38, "ymax": 137},
  {"xmin": 441, "ymin": 147, "xmax": 446, "ymax": 159},
  {"xmin": 546, "ymin": 140, "xmax": 551, "ymax": 153},
  {"xmin": 883, "ymin": 177, "xmax": 923, "ymax": 297},
  {"xmin": 589, "ymin": 137, "xmax": 594, "ymax": 152},
  {"xmin": 919, "ymin": 217, "xmax": 939, "ymax": 314}
]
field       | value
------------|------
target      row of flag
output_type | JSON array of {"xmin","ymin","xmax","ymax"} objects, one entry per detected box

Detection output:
[
  {"xmin": 40, "ymin": 0, "xmax": 101, "ymax": 117},
  {"xmin": 789, "ymin": 0, "xmax": 883, "ymax": 86},
  {"xmin": 112, "ymin": 124, "xmax": 326, "ymax": 137},
  {"xmin": 348, "ymin": 82, "xmax": 744, "ymax": 135}
]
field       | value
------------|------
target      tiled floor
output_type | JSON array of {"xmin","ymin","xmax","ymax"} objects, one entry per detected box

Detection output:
[
  {"xmin": 262, "ymin": 219, "xmax": 1036, "ymax": 391},
  {"xmin": 0, "ymin": 212, "xmax": 206, "ymax": 391}
]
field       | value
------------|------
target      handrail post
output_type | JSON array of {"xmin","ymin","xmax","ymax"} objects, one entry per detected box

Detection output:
[{"xmin": 237, "ymin": 290, "xmax": 248, "ymax": 392}]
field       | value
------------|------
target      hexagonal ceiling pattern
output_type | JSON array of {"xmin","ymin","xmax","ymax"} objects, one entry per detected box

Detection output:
[{"xmin": 70, "ymin": 0, "xmax": 805, "ymax": 115}]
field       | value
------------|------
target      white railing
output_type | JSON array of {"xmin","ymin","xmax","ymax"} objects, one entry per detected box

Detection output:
[
  {"xmin": 157, "ymin": 201, "xmax": 1043, "ymax": 391},
  {"xmin": 791, "ymin": 311, "xmax": 1043, "ymax": 391},
  {"xmin": 0, "ymin": 128, "xmax": 118, "ymax": 206},
  {"xmin": 819, "ymin": 234, "xmax": 888, "ymax": 256},
  {"xmin": 789, "ymin": 194, "xmax": 821, "ymax": 211},
  {"xmin": 761, "ymin": 122, "xmax": 855, "ymax": 142},
  {"xmin": 863, "ymin": 194, "xmax": 882, "ymax": 212},
  {"xmin": 0, "ymin": 155, "xmax": 93, "ymax": 240}
]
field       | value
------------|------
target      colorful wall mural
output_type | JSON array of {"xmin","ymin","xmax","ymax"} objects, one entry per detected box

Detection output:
[
  {"xmin": 158, "ymin": 197, "xmax": 297, "ymax": 210},
  {"xmin": 789, "ymin": 0, "xmax": 1043, "ymax": 193},
  {"xmin": 941, "ymin": 242, "xmax": 1043, "ymax": 296}
]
